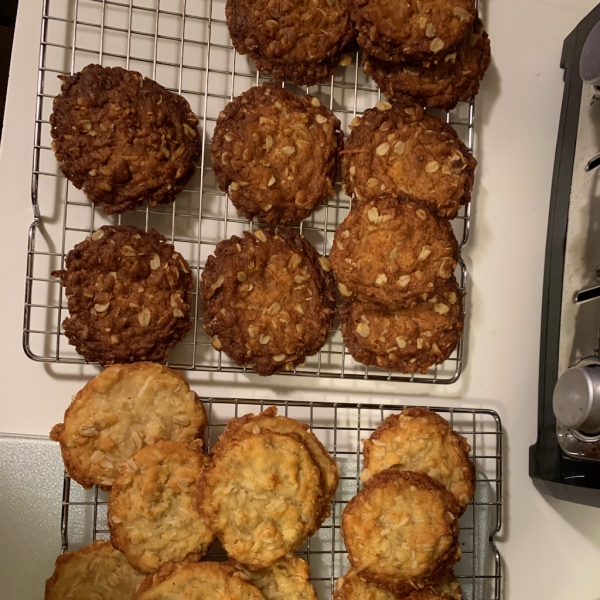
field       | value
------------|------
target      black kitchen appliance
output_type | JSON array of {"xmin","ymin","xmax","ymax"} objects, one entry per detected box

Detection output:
[{"xmin": 530, "ymin": 3, "xmax": 600, "ymax": 506}]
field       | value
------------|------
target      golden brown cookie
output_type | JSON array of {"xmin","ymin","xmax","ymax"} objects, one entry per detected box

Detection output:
[
  {"xmin": 201, "ymin": 228, "xmax": 335, "ymax": 376},
  {"xmin": 341, "ymin": 469, "xmax": 461, "ymax": 597},
  {"xmin": 108, "ymin": 440, "xmax": 214, "ymax": 573},
  {"xmin": 52, "ymin": 225, "xmax": 193, "ymax": 365},
  {"xmin": 334, "ymin": 568, "xmax": 462, "ymax": 600},
  {"xmin": 226, "ymin": 0, "xmax": 355, "ymax": 86},
  {"xmin": 50, "ymin": 64, "xmax": 201, "ymax": 215},
  {"xmin": 50, "ymin": 363, "xmax": 206, "ymax": 490},
  {"xmin": 341, "ymin": 103, "xmax": 476, "ymax": 219},
  {"xmin": 329, "ymin": 197, "xmax": 458, "ymax": 308},
  {"xmin": 339, "ymin": 277, "xmax": 464, "ymax": 374},
  {"xmin": 352, "ymin": 0, "xmax": 476, "ymax": 63},
  {"xmin": 212, "ymin": 406, "xmax": 339, "ymax": 527},
  {"xmin": 364, "ymin": 19, "xmax": 491, "ymax": 111},
  {"xmin": 211, "ymin": 84, "xmax": 343, "ymax": 225},
  {"xmin": 233, "ymin": 555, "xmax": 318, "ymax": 600},
  {"xmin": 362, "ymin": 408, "xmax": 474, "ymax": 514},
  {"xmin": 195, "ymin": 430, "xmax": 322, "ymax": 568},
  {"xmin": 136, "ymin": 561, "xmax": 266, "ymax": 600},
  {"xmin": 45, "ymin": 541, "xmax": 144, "ymax": 600}
]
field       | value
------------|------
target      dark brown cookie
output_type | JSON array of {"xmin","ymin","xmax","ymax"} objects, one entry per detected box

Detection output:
[
  {"xmin": 50, "ymin": 64, "xmax": 201, "ymax": 214},
  {"xmin": 341, "ymin": 102, "xmax": 476, "ymax": 219},
  {"xmin": 201, "ymin": 228, "xmax": 335, "ymax": 376},
  {"xmin": 340, "ymin": 277, "xmax": 464, "ymax": 373},
  {"xmin": 226, "ymin": 0, "xmax": 355, "ymax": 86},
  {"xmin": 211, "ymin": 84, "xmax": 343, "ymax": 226},
  {"xmin": 364, "ymin": 19, "xmax": 491, "ymax": 111},
  {"xmin": 52, "ymin": 225, "xmax": 193, "ymax": 365},
  {"xmin": 329, "ymin": 197, "xmax": 459, "ymax": 307},
  {"xmin": 352, "ymin": 0, "xmax": 476, "ymax": 63}
]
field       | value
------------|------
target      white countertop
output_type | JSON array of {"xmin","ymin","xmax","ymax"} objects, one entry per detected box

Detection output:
[{"xmin": 2, "ymin": 0, "xmax": 600, "ymax": 597}]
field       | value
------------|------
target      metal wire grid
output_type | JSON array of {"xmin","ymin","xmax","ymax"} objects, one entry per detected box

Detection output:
[
  {"xmin": 23, "ymin": 0, "xmax": 476, "ymax": 382},
  {"xmin": 59, "ymin": 399, "xmax": 502, "ymax": 600}
]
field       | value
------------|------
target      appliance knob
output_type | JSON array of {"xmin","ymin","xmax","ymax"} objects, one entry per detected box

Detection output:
[{"xmin": 553, "ymin": 364, "xmax": 600, "ymax": 434}]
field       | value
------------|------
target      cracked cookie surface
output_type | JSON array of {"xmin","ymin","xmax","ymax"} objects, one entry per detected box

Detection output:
[
  {"xmin": 52, "ymin": 225, "xmax": 193, "ymax": 365},
  {"xmin": 212, "ymin": 84, "xmax": 343, "ymax": 226},
  {"xmin": 341, "ymin": 469, "xmax": 461, "ymax": 597},
  {"xmin": 342, "ymin": 103, "xmax": 476, "ymax": 218},
  {"xmin": 50, "ymin": 363, "xmax": 206, "ymax": 490},
  {"xmin": 364, "ymin": 19, "xmax": 490, "ymax": 111},
  {"xmin": 108, "ymin": 440, "xmax": 214, "ymax": 573},
  {"xmin": 201, "ymin": 228, "xmax": 335, "ymax": 376},
  {"xmin": 226, "ymin": 0, "xmax": 354, "ymax": 85},
  {"xmin": 50, "ymin": 64, "xmax": 201, "ymax": 214},
  {"xmin": 195, "ymin": 430, "xmax": 322, "ymax": 568},
  {"xmin": 329, "ymin": 197, "xmax": 458, "ymax": 308},
  {"xmin": 362, "ymin": 407, "xmax": 474, "ymax": 514},
  {"xmin": 352, "ymin": 0, "xmax": 476, "ymax": 63},
  {"xmin": 340, "ymin": 277, "xmax": 464, "ymax": 374},
  {"xmin": 45, "ymin": 541, "xmax": 144, "ymax": 600}
]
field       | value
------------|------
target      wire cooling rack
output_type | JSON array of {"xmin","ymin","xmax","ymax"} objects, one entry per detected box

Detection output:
[
  {"xmin": 59, "ymin": 399, "xmax": 502, "ymax": 600},
  {"xmin": 23, "ymin": 0, "xmax": 476, "ymax": 382}
]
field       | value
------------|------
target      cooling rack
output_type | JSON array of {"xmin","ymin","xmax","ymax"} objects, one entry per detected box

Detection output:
[
  {"xmin": 23, "ymin": 0, "xmax": 476, "ymax": 382},
  {"xmin": 59, "ymin": 400, "xmax": 502, "ymax": 600}
]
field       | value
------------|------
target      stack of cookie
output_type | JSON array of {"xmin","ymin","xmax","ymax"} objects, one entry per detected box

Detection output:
[
  {"xmin": 338, "ymin": 407, "xmax": 475, "ymax": 600},
  {"xmin": 353, "ymin": 0, "xmax": 490, "ymax": 110},
  {"xmin": 332, "ymin": 100, "xmax": 474, "ymax": 374},
  {"xmin": 46, "ymin": 368, "xmax": 334, "ymax": 598}
]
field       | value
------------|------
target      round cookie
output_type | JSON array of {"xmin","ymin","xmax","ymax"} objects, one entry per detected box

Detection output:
[
  {"xmin": 329, "ymin": 197, "xmax": 459, "ymax": 307},
  {"xmin": 108, "ymin": 440, "xmax": 214, "ymax": 573},
  {"xmin": 341, "ymin": 102, "xmax": 476, "ymax": 218},
  {"xmin": 364, "ymin": 19, "xmax": 491, "ymax": 111},
  {"xmin": 45, "ymin": 541, "xmax": 144, "ymax": 600},
  {"xmin": 226, "ymin": 0, "xmax": 354, "ymax": 86},
  {"xmin": 201, "ymin": 228, "xmax": 336, "ymax": 376},
  {"xmin": 136, "ymin": 561, "xmax": 266, "ymax": 600},
  {"xmin": 195, "ymin": 430, "xmax": 322, "ymax": 568},
  {"xmin": 339, "ymin": 277, "xmax": 464, "ymax": 374},
  {"xmin": 52, "ymin": 225, "xmax": 193, "ymax": 365},
  {"xmin": 334, "ymin": 569, "xmax": 462, "ymax": 600},
  {"xmin": 233, "ymin": 555, "xmax": 319, "ymax": 600},
  {"xmin": 50, "ymin": 64, "xmax": 201, "ymax": 215},
  {"xmin": 362, "ymin": 407, "xmax": 474, "ymax": 514},
  {"xmin": 341, "ymin": 469, "xmax": 461, "ymax": 597},
  {"xmin": 211, "ymin": 84, "xmax": 343, "ymax": 225},
  {"xmin": 352, "ymin": 0, "xmax": 476, "ymax": 63},
  {"xmin": 212, "ymin": 406, "xmax": 340, "ymax": 527},
  {"xmin": 50, "ymin": 363, "xmax": 206, "ymax": 490}
]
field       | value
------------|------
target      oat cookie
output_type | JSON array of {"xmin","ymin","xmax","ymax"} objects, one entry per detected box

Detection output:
[
  {"xmin": 50, "ymin": 64, "xmax": 201, "ymax": 214},
  {"xmin": 45, "ymin": 541, "xmax": 144, "ymax": 600},
  {"xmin": 226, "ymin": 0, "xmax": 354, "ymax": 86},
  {"xmin": 352, "ymin": 0, "xmax": 475, "ymax": 63},
  {"xmin": 108, "ymin": 441, "xmax": 214, "ymax": 573},
  {"xmin": 365, "ymin": 19, "xmax": 490, "ymax": 111},
  {"xmin": 136, "ymin": 561, "xmax": 266, "ymax": 600},
  {"xmin": 50, "ymin": 363, "xmax": 206, "ymax": 490},
  {"xmin": 233, "ymin": 556, "xmax": 319, "ymax": 600},
  {"xmin": 341, "ymin": 469, "xmax": 461, "ymax": 597},
  {"xmin": 340, "ymin": 278, "xmax": 464, "ymax": 374},
  {"xmin": 211, "ymin": 84, "xmax": 343, "ymax": 225},
  {"xmin": 52, "ymin": 225, "xmax": 193, "ymax": 365},
  {"xmin": 329, "ymin": 197, "xmax": 458, "ymax": 307},
  {"xmin": 195, "ymin": 430, "xmax": 322, "ymax": 568},
  {"xmin": 362, "ymin": 407, "xmax": 474, "ymax": 514},
  {"xmin": 342, "ymin": 103, "xmax": 476, "ymax": 218},
  {"xmin": 201, "ymin": 228, "xmax": 335, "ymax": 376},
  {"xmin": 212, "ymin": 406, "xmax": 339, "ymax": 526},
  {"xmin": 334, "ymin": 569, "xmax": 462, "ymax": 600}
]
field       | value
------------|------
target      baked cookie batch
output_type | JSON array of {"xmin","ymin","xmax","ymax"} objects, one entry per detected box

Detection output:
[{"xmin": 46, "ymin": 366, "xmax": 475, "ymax": 599}]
